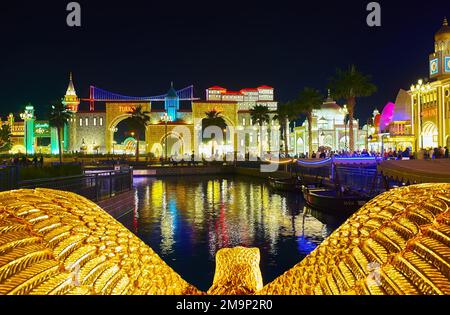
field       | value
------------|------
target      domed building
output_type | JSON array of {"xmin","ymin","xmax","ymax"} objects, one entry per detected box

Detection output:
[{"xmin": 290, "ymin": 91, "xmax": 366, "ymax": 155}]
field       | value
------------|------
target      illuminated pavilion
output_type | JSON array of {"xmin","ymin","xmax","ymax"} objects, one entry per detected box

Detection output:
[
  {"xmin": 290, "ymin": 91, "xmax": 367, "ymax": 155},
  {"xmin": 411, "ymin": 17, "xmax": 450, "ymax": 150},
  {"xmin": 369, "ymin": 18, "xmax": 450, "ymax": 153}
]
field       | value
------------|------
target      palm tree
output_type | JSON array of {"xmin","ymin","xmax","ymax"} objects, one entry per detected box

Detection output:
[
  {"xmin": 48, "ymin": 102, "xmax": 73, "ymax": 163},
  {"xmin": 295, "ymin": 88, "xmax": 323, "ymax": 156},
  {"xmin": 328, "ymin": 65, "xmax": 377, "ymax": 151},
  {"xmin": 273, "ymin": 102, "xmax": 297, "ymax": 155},
  {"xmin": 202, "ymin": 110, "xmax": 227, "ymax": 156},
  {"xmin": 0, "ymin": 124, "xmax": 12, "ymax": 151},
  {"xmin": 127, "ymin": 105, "xmax": 151, "ymax": 161},
  {"xmin": 0, "ymin": 124, "xmax": 12, "ymax": 152},
  {"xmin": 250, "ymin": 105, "xmax": 270, "ymax": 157}
]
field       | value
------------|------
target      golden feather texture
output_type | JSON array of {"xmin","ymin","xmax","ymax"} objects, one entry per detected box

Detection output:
[
  {"xmin": 0, "ymin": 189, "xmax": 201, "ymax": 295},
  {"xmin": 0, "ymin": 184, "xmax": 449, "ymax": 295},
  {"xmin": 259, "ymin": 183, "xmax": 450, "ymax": 295}
]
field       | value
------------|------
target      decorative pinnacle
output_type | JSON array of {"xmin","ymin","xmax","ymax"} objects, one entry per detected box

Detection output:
[
  {"xmin": 70, "ymin": 72, "xmax": 73, "ymax": 81},
  {"xmin": 444, "ymin": 17, "xmax": 448, "ymax": 26}
]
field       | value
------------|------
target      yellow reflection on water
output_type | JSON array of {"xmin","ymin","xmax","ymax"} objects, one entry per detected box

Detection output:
[{"xmin": 135, "ymin": 177, "xmax": 328, "ymax": 258}]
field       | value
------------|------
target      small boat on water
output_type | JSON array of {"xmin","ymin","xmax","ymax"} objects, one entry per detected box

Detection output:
[
  {"xmin": 268, "ymin": 176, "xmax": 302, "ymax": 191},
  {"xmin": 302, "ymin": 187, "xmax": 371, "ymax": 215}
]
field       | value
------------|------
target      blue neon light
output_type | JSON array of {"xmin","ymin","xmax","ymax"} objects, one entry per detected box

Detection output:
[
  {"xmin": 333, "ymin": 157, "xmax": 380, "ymax": 161},
  {"xmin": 296, "ymin": 158, "xmax": 332, "ymax": 166},
  {"xmin": 90, "ymin": 85, "xmax": 196, "ymax": 101},
  {"xmin": 297, "ymin": 157, "xmax": 380, "ymax": 166}
]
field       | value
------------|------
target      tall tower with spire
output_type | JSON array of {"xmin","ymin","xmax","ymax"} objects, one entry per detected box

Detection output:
[
  {"xmin": 62, "ymin": 72, "xmax": 80, "ymax": 112},
  {"xmin": 164, "ymin": 82, "xmax": 179, "ymax": 121},
  {"xmin": 61, "ymin": 72, "xmax": 80, "ymax": 153},
  {"xmin": 429, "ymin": 17, "xmax": 450, "ymax": 80}
]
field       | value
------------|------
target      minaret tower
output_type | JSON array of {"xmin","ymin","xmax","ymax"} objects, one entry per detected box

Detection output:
[
  {"xmin": 62, "ymin": 72, "xmax": 80, "ymax": 112},
  {"xmin": 61, "ymin": 72, "xmax": 79, "ymax": 153}
]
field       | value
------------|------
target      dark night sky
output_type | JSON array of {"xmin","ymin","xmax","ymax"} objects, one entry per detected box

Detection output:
[{"xmin": 1, "ymin": 0, "xmax": 450, "ymax": 123}]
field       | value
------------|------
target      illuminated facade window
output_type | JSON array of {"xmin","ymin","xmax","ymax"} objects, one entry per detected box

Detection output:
[
  {"xmin": 93, "ymin": 118, "xmax": 97, "ymax": 126},
  {"xmin": 100, "ymin": 117, "xmax": 103, "ymax": 126},
  {"xmin": 242, "ymin": 118, "xmax": 246, "ymax": 125},
  {"xmin": 85, "ymin": 118, "xmax": 89, "ymax": 126},
  {"xmin": 79, "ymin": 118, "xmax": 82, "ymax": 127}
]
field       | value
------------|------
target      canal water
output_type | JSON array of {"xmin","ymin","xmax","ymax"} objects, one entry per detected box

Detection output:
[{"xmin": 118, "ymin": 175, "xmax": 346, "ymax": 291}]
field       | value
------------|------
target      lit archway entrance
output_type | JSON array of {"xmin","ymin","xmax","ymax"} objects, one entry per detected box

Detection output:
[
  {"xmin": 296, "ymin": 137, "xmax": 305, "ymax": 154},
  {"xmin": 322, "ymin": 135, "xmax": 333, "ymax": 149},
  {"xmin": 161, "ymin": 133, "xmax": 184, "ymax": 160},
  {"xmin": 105, "ymin": 102, "xmax": 150, "ymax": 154},
  {"xmin": 112, "ymin": 117, "xmax": 147, "ymax": 155},
  {"xmin": 123, "ymin": 137, "xmax": 137, "ymax": 155},
  {"xmin": 422, "ymin": 121, "xmax": 438, "ymax": 149},
  {"xmin": 339, "ymin": 136, "xmax": 349, "ymax": 151}
]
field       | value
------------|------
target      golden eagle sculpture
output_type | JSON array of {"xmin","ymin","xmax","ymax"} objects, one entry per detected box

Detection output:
[{"xmin": 0, "ymin": 184, "xmax": 449, "ymax": 295}]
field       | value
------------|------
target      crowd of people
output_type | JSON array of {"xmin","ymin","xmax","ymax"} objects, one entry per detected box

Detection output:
[
  {"xmin": 2, "ymin": 155, "xmax": 45, "ymax": 167},
  {"xmin": 418, "ymin": 147, "xmax": 449, "ymax": 159},
  {"xmin": 293, "ymin": 146, "xmax": 449, "ymax": 160}
]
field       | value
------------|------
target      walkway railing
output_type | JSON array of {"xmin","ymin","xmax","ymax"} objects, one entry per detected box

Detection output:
[{"xmin": 18, "ymin": 168, "xmax": 133, "ymax": 202}]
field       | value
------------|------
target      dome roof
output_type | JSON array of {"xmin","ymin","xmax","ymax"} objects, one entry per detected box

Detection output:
[{"xmin": 435, "ymin": 17, "xmax": 450, "ymax": 41}]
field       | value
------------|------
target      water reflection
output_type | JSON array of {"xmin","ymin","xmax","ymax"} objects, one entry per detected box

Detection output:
[{"xmin": 119, "ymin": 175, "xmax": 345, "ymax": 291}]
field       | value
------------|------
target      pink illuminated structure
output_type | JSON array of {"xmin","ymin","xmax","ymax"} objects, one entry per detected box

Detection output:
[{"xmin": 379, "ymin": 102, "xmax": 395, "ymax": 133}]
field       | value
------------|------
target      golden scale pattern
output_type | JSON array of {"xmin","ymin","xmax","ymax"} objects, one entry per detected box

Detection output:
[
  {"xmin": 259, "ymin": 183, "xmax": 450, "ymax": 295},
  {"xmin": 0, "ymin": 184, "xmax": 449, "ymax": 295},
  {"xmin": 0, "ymin": 189, "xmax": 201, "ymax": 295}
]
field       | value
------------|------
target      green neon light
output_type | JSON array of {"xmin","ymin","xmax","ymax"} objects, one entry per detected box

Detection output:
[{"xmin": 50, "ymin": 127, "xmax": 59, "ymax": 154}]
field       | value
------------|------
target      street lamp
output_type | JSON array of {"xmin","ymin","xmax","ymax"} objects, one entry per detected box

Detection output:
[
  {"xmin": 317, "ymin": 117, "xmax": 327, "ymax": 150},
  {"xmin": 161, "ymin": 113, "xmax": 172, "ymax": 163},
  {"xmin": 411, "ymin": 79, "xmax": 428, "ymax": 149},
  {"xmin": 380, "ymin": 133, "xmax": 390, "ymax": 157},
  {"xmin": 20, "ymin": 109, "xmax": 33, "ymax": 157},
  {"xmin": 109, "ymin": 127, "xmax": 118, "ymax": 155}
]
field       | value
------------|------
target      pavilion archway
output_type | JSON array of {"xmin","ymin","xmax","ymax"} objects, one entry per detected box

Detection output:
[
  {"xmin": 339, "ymin": 136, "xmax": 349, "ymax": 150},
  {"xmin": 159, "ymin": 131, "xmax": 185, "ymax": 159},
  {"xmin": 422, "ymin": 121, "xmax": 438, "ymax": 149},
  {"xmin": 296, "ymin": 137, "xmax": 305, "ymax": 154},
  {"xmin": 192, "ymin": 102, "xmax": 238, "ymax": 155},
  {"xmin": 105, "ymin": 102, "xmax": 150, "ymax": 154},
  {"xmin": 322, "ymin": 135, "xmax": 333, "ymax": 149}
]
